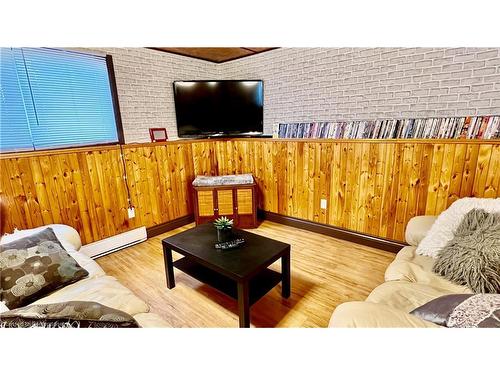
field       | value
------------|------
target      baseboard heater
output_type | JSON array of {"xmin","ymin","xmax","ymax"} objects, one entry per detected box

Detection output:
[{"xmin": 80, "ymin": 226, "xmax": 147, "ymax": 259}]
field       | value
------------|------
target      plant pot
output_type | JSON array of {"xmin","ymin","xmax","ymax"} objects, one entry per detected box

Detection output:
[{"xmin": 216, "ymin": 228, "xmax": 233, "ymax": 243}]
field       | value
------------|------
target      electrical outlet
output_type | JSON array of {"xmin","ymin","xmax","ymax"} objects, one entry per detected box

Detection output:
[
  {"xmin": 127, "ymin": 207, "xmax": 135, "ymax": 219},
  {"xmin": 320, "ymin": 199, "xmax": 327, "ymax": 209}
]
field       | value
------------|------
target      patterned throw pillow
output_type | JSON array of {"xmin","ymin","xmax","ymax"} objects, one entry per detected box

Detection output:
[
  {"xmin": 410, "ymin": 294, "xmax": 500, "ymax": 328},
  {"xmin": 0, "ymin": 228, "xmax": 89, "ymax": 309},
  {"xmin": 0, "ymin": 301, "xmax": 139, "ymax": 328}
]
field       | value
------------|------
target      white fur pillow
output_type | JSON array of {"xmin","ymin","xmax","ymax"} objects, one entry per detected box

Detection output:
[{"xmin": 416, "ymin": 197, "xmax": 500, "ymax": 258}]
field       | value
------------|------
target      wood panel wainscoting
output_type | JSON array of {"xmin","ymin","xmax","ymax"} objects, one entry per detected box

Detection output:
[{"xmin": 0, "ymin": 138, "xmax": 499, "ymax": 245}]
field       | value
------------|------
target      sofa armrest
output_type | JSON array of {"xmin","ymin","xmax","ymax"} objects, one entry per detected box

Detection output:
[
  {"xmin": 329, "ymin": 301, "xmax": 440, "ymax": 328},
  {"xmin": 405, "ymin": 216, "xmax": 437, "ymax": 246}
]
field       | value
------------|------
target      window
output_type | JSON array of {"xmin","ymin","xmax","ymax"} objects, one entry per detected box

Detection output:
[{"xmin": 0, "ymin": 48, "xmax": 123, "ymax": 153}]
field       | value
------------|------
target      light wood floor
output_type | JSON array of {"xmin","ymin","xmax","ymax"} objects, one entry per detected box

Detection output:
[{"xmin": 96, "ymin": 220, "xmax": 396, "ymax": 327}]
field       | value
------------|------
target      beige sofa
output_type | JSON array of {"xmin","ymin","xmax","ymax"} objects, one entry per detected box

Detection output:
[
  {"xmin": 329, "ymin": 215, "xmax": 471, "ymax": 328},
  {"xmin": 0, "ymin": 224, "xmax": 168, "ymax": 327}
]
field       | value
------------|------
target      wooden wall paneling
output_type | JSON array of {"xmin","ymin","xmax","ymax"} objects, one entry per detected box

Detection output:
[
  {"xmin": 167, "ymin": 144, "xmax": 182, "ymax": 219},
  {"xmin": 337, "ymin": 143, "xmax": 352, "ymax": 228},
  {"xmin": 15, "ymin": 158, "xmax": 40, "ymax": 229},
  {"xmin": 55, "ymin": 154, "xmax": 81, "ymax": 234},
  {"xmin": 2, "ymin": 159, "xmax": 29, "ymax": 230},
  {"xmin": 255, "ymin": 141, "xmax": 265, "ymax": 211},
  {"xmin": 182, "ymin": 143, "xmax": 195, "ymax": 215},
  {"xmin": 415, "ymin": 144, "xmax": 433, "ymax": 217},
  {"xmin": 365, "ymin": 143, "xmax": 378, "ymax": 236},
  {"xmin": 157, "ymin": 145, "xmax": 175, "ymax": 221},
  {"xmin": 337, "ymin": 143, "xmax": 348, "ymax": 229},
  {"xmin": 435, "ymin": 144, "xmax": 456, "ymax": 214},
  {"xmin": 472, "ymin": 144, "xmax": 493, "ymax": 197},
  {"xmin": 286, "ymin": 142, "xmax": 295, "ymax": 218},
  {"xmin": 262, "ymin": 142, "xmax": 272, "ymax": 212},
  {"xmin": 190, "ymin": 141, "xmax": 216, "ymax": 176},
  {"xmin": 346, "ymin": 143, "xmax": 362, "ymax": 230},
  {"xmin": 152, "ymin": 145, "xmax": 170, "ymax": 223},
  {"xmin": 306, "ymin": 143, "xmax": 315, "ymax": 222},
  {"xmin": 138, "ymin": 147, "xmax": 155, "ymax": 227},
  {"xmin": 12, "ymin": 158, "xmax": 38, "ymax": 229},
  {"xmin": 373, "ymin": 142, "xmax": 387, "ymax": 237},
  {"xmin": 459, "ymin": 144, "xmax": 480, "ymax": 197},
  {"xmin": 447, "ymin": 143, "xmax": 467, "ymax": 207},
  {"xmin": 110, "ymin": 148, "xmax": 131, "ymax": 232},
  {"xmin": 76, "ymin": 152, "xmax": 100, "ymax": 243},
  {"xmin": 28, "ymin": 157, "xmax": 54, "ymax": 228},
  {"xmin": 94, "ymin": 150, "xmax": 120, "ymax": 237},
  {"xmin": 328, "ymin": 142, "xmax": 340, "ymax": 227},
  {"xmin": 143, "ymin": 146, "xmax": 161, "ymax": 225},
  {"xmin": 425, "ymin": 144, "xmax": 443, "ymax": 215},
  {"xmin": 169, "ymin": 145, "xmax": 184, "ymax": 218},
  {"xmin": 318, "ymin": 143, "xmax": 328, "ymax": 225},
  {"xmin": 357, "ymin": 142, "xmax": 370, "ymax": 233},
  {"xmin": 378, "ymin": 143, "xmax": 392, "ymax": 238},
  {"xmin": 484, "ymin": 144, "xmax": 500, "ymax": 197},
  {"xmin": 67, "ymin": 153, "xmax": 93, "ymax": 243},
  {"xmin": 299, "ymin": 142, "xmax": 308, "ymax": 220},
  {"xmin": 37, "ymin": 156, "xmax": 62, "ymax": 226},
  {"xmin": 1, "ymin": 139, "xmax": 499, "ymax": 246},
  {"xmin": 393, "ymin": 144, "xmax": 411, "ymax": 240},
  {"xmin": 381, "ymin": 144, "xmax": 401, "ymax": 238},
  {"xmin": 273, "ymin": 142, "xmax": 282, "ymax": 215},
  {"xmin": 406, "ymin": 144, "xmax": 422, "ymax": 222},
  {"xmin": 215, "ymin": 140, "xmax": 225, "ymax": 175}
]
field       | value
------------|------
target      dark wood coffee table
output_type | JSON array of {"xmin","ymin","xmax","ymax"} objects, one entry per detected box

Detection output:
[{"xmin": 161, "ymin": 223, "xmax": 291, "ymax": 328}]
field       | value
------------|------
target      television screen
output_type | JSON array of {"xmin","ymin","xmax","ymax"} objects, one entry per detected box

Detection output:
[{"xmin": 173, "ymin": 80, "xmax": 263, "ymax": 138}]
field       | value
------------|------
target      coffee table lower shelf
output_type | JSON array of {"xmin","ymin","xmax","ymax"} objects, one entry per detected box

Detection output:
[{"xmin": 173, "ymin": 257, "xmax": 282, "ymax": 306}]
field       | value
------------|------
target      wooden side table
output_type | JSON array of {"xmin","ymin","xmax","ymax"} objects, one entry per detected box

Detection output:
[{"xmin": 192, "ymin": 175, "xmax": 258, "ymax": 228}]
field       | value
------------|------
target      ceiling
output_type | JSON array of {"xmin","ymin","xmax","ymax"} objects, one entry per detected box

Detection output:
[{"xmin": 149, "ymin": 47, "xmax": 277, "ymax": 63}]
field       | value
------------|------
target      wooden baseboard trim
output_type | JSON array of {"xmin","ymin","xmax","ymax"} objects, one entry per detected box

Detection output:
[
  {"xmin": 259, "ymin": 210, "xmax": 405, "ymax": 253},
  {"xmin": 146, "ymin": 214, "xmax": 194, "ymax": 238}
]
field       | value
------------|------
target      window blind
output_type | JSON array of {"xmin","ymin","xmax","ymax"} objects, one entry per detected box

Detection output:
[
  {"xmin": 0, "ymin": 48, "xmax": 119, "ymax": 152},
  {"xmin": 0, "ymin": 48, "xmax": 34, "ymax": 152}
]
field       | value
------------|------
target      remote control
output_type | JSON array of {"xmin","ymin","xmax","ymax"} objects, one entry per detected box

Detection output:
[{"xmin": 215, "ymin": 238, "xmax": 245, "ymax": 250}]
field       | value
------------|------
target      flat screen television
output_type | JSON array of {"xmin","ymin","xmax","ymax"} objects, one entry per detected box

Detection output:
[{"xmin": 173, "ymin": 80, "xmax": 263, "ymax": 138}]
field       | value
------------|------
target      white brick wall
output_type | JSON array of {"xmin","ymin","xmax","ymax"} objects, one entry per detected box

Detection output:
[
  {"xmin": 82, "ymin": 47, "xmax": 500, "ymax": 140},
  {"xmin": 218, "ymin": 48, "xmax": 500, "ymax": 134}
]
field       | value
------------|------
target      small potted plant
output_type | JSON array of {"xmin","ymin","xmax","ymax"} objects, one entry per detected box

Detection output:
[{"xmin": 214, "ymin": 216, "xmax": 234, "ymax": 243}]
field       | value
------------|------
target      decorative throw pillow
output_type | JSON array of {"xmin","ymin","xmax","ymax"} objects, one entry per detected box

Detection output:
[
  {"xmin": 0, "ymin": 301, "xmax": 139, "ymax": 328},
  {"xmin": 433, "ymin": 209, "xmax": 500, "ymax": 293},
  {"xmin": 0, "ymin": 228, "xmax": 89, "ymax": 309},
  {"xmin": 410, "ymin": 294, "xmax": 500, "ymax": 328},
  {"xmin": 416, "ymin": 197, "xmax": 500, "ymax": 258}
]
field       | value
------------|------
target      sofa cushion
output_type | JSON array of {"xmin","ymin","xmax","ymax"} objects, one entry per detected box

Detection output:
[
  {"xmin": 0, "ymin": 301, "xmax": 139, "ymax": 328},
  {"xmin": 405, "ymin": 215, "xmax": 437, "ymax": 246},
  {"xmin": 1, "ymin": 228, "xmax": 89, "ymax": 309},
  {"xmin": 385, "ymin": 246, "xmax": 472, "ymax": 293},
  {"xmin": 416, "ymin": 197, "xmax": 500, "ymax": 258},
  {"xmin": 366, "ymin": 280, "xmax": 469, "ymax": 312},
  {"xmin": 411, "ymin": 294, "xmax": 500, "ymax": 328},
  {"xmin": 329, "ymin": 301, "xmax": 439, "ymax": 328},
  {"xmin": 31, "ymin": 275, "xmax": 150, "ymax": 317},
  {"xmin": 433, "ymin": 209, "xmax": 500, "ymax": 293}
]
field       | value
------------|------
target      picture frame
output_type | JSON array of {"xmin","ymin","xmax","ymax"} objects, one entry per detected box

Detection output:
[{"xmin": 149, "ymin": 128, "xmax": 168, "ymax": 142}]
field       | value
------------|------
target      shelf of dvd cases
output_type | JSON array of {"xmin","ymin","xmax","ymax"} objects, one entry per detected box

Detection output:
[{"xmin": 272, "ymin": 116, "xmax": 500, "ymax": 140}]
